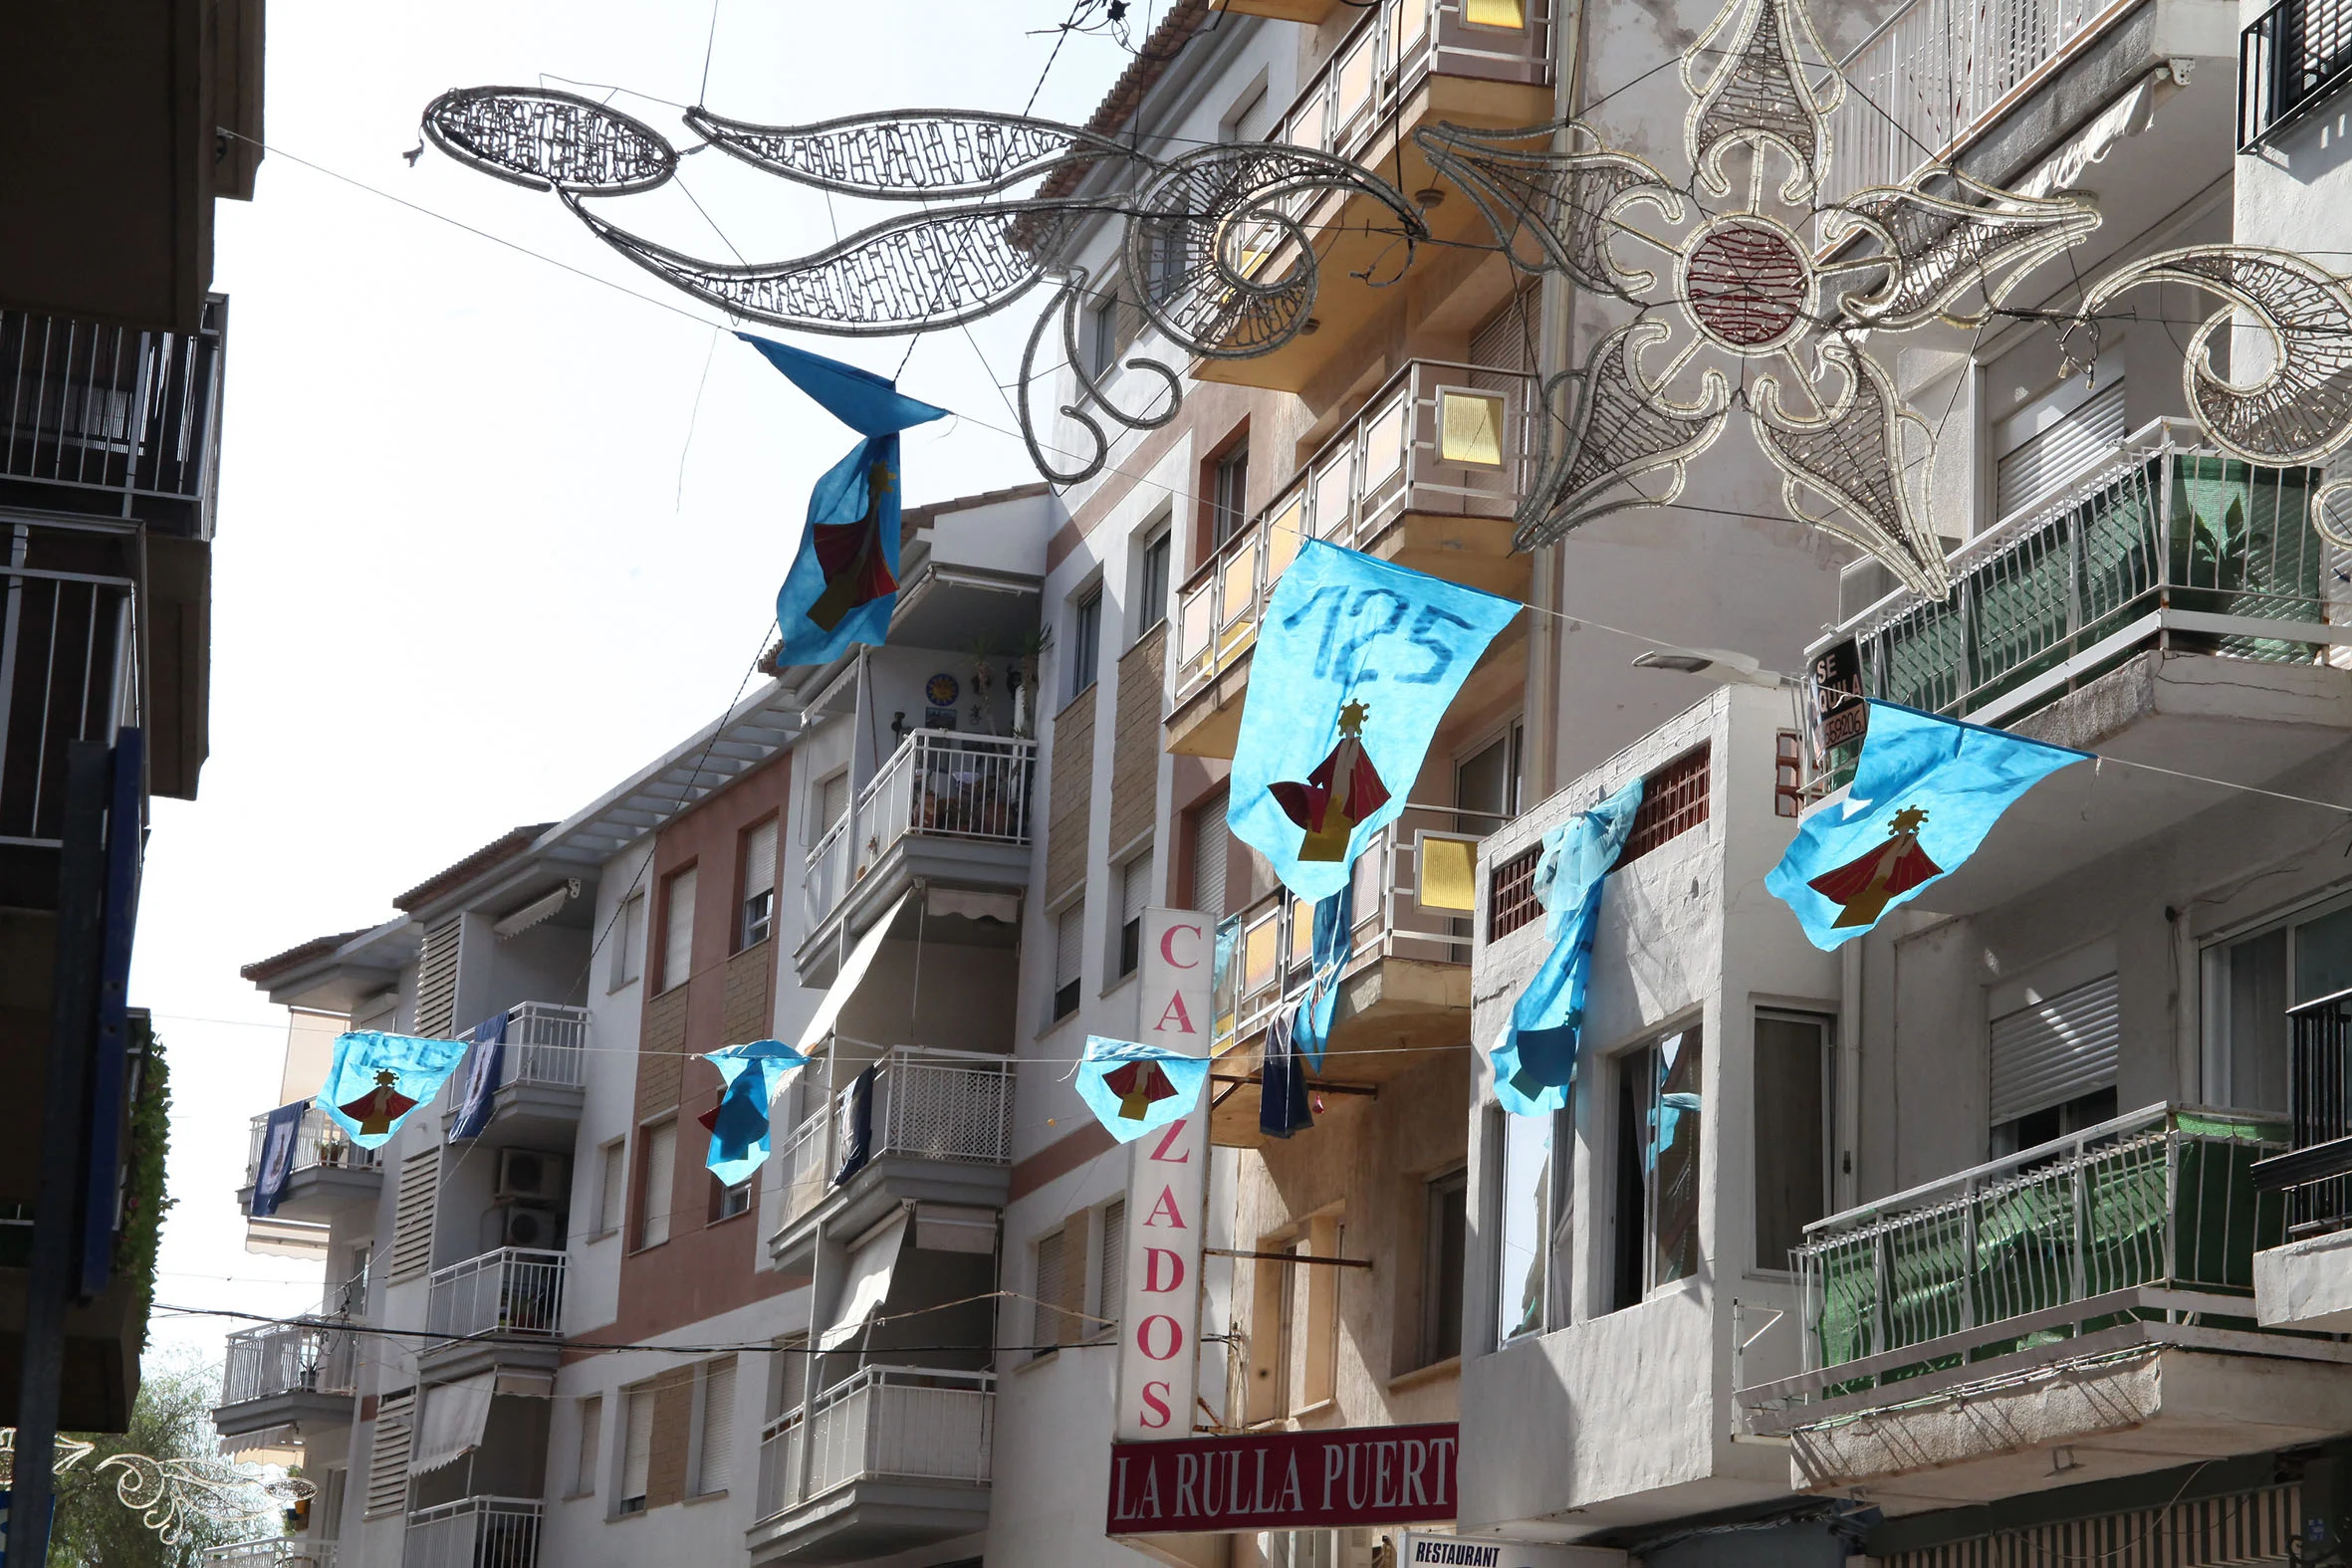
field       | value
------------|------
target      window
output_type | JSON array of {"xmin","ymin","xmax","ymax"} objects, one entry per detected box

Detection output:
[
  {"xmin": 740, "ymin": 819, "xmax": 778, "ymax": 949},
  {"xmin": 637, "ymin": 1120, "xmax": 677, "ymax": 1249},
  {"xmin": 1118, "ymin": 856, "xmax": 1152, "ymax": 979},
  {"xmin": 1612, "ymin": 1028, "xmax": 1703, "ymax": 1310},
  {"xmin": 609, "ymin": 893, "xmax": 645, "ymax": 991},
  {"xmin": 1211, "ymin": 442, "xmax": 1250, "ymax": 548},
  {"xmin": 1137, "ymin": 530, "xmax": 1171, "ymax": 634},
  {"xmin": 1990, "ymin": 972, "xmax": 2121, "ymax": 1155},
  {"xmin": 769, "ymin": 1335, "xmax": 810, "ymax": 1427},
  {"xmin": 389, "ymin": 1150, "xmax": 437, "ymax": 1281},
  {"xmin": 363, "ymin": 1390, "xmax": 414, "ymax": 1518},
  {"xmin": 660, "ymin": 866, "xmax": 697, "ymax": 993},
  {"xmin": 1420, "ymin": 1168, "xmax": 1468, "ymax": 1368},
  {"xmin": 1996, "ymin": 377, "xmax": 2127, "ymax": 522},
  {"xmin": 1033, "ymin": 1228, "xmax": 1068, "ymax": 1359},
  {"xmin": 1054, "ymin": 903, "xmax": 1084, "ymax": 1019},
  {"xmin": 1248, "ymin": 1216, "xmax": 1342, "ymax": 1420},
  {"xmin": 1220, "ymin": 78, "xmax": 1270, "ymax": 142},
  {"xmin": 1496, "ymin": 1110, "xmax": 1551, "ymax": 1343},
  {"xmin": 1754, "ymin": 1012, "xmax": 1832, "ymax": 1272},
  {"xmin": 1096, "ymin": 1199, "xmax": 1128, "ymax": 1340},
  {"xmin": 2206, "ymin": 894, "xmax": 2352, "ymax": 1113},
  {"xmin": 1069, "ymin": 588, "xmax": 1103, "ymax": 700},
  {"xmin": 1619, "ymin": 746, "xmax": 1712, "ymax": 869},
  {"xmin": 1455, "ymin": 726, "xmax": 1523, "ymax": 826},
  {"xmin": 814, "ymin": 772, "xmax": 849, "ymax": 843},
  {"xmin": 573, "ymin": 1396, "xmax": 602, "ymax": 1498},
  {"xmin": 619, "ymin": 1387, "xmax": 653, "ymax": 1514},
  {"xmin": 694, "ymin": 1358, "xmax": 737, "ymax": 1496},
  {"xmin": 715, "ymin": 1178, "xmax": 752, "ymax": 1222},
  {"xmin": 1488, "ymin": 843, "xmax": 1543, "ymax": 941},
  {"xmin": 1189, "ymin": 788, "xmax": 1230, "ymax": 916},
  {"xmin": 594, "ymin": 1140, "xmax": 626, "ymax": 1237},
  {"xmin": 1089, "ymin": 291, "xmax": 1121, "ymax": 379}
]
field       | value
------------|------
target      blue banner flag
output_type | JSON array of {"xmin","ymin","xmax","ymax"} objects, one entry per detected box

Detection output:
[
  {"xmin": 1229, "ymin": 542, "xmax": 1520, "ymax": 903},
  {"xmin": 319, "ymin": 1031, "xmax": 472, "ymax": 1148},
  {"xmin": 249, "ymin": 1100, "xmax": 311, "ymax": 1218},
  {"xmin": 446, "ymin": 1011, "xmax": 510, "ymax": 1143},
  {"xmin": 1765, "ymin": 700, "xmax": 2088, "ymax": 949},
  {"xmin": 740, "ymin": 335, "xmax": 950, "ymax": 669},
  {"xmin": 1489, "ymin": 777, "xmax": 1645, "ymax": 1117},
  {"xmin": 700, "ymin": 1039, "xmax": 811, "ymax": 1187},
  {"xmin": 1074, "ymin": 1036, "xmax": 1211, "ymax": 1144}
]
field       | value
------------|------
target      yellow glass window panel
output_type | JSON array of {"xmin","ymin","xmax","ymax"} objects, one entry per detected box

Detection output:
[
  {"xmin": 1244, "ymin": 917, "xmax": 1281, "ymax": 993},
  {"xmin": 1314, "ymin": 456, "xmax": 1356, "ymax": 541},
  {"xmin": 1417, "ymin": 835, "xmax": 1480, "ymax": 914},
  {"xmin": 1288, "ymin": 899, "xmax": 1314, "ymax": 967},
  {"xmin": 1360, "ymin": 394, "xmax": 1408, "ymax": 497},
  {"xmin": 1266, "ymin": 495, "xmax": 1305, "ymax": 581},
  {"xmin": 1221, "ymin": 546, "xmax": 1259, "ymax": 627},
  {"xmin": 1334, "ymin": 36, "xmax": 1376, "ymax": 127},
  {"xmin": 1439, "ymin": 391, "xmax": 1508, "ymax": 467},
  {"xmin": 1465, "ymin": 0, "xmax": 1527, "ymax": 27}
]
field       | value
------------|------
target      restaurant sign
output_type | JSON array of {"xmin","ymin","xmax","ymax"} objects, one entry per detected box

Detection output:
[{"xmin": 1107, "ymin": 1423, "xmax": 1459, "ymax": 1534}]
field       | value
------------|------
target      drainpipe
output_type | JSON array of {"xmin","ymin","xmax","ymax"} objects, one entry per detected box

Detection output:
[{"xmin": 1838, "ymin": 941, "xmax": 1862, "ymax": 1213}]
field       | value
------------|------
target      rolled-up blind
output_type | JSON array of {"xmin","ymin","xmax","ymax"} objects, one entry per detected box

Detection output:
[
  {"xmin": 1996, "ymin": 380, "xmax": 2127, "ymax": 522},
  {"xmin": 1990, "ymin": 973, "xmax": 2120, "ymax": 1124},
  {"xmin": 744, "ymin": 820, "xmax": 778, "ymax": 899},
  {"xmin": 1191, "ymin": 788, "xmax": 1229, "ymax": 915}
]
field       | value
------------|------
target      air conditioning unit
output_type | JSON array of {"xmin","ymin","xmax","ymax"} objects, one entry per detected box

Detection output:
[
  {"xmin": 495, "ymin": 1149, "xmax": 568, "ymax": 1204},
  {"xmin": 492, "ymin": 1202, "xmax": 562, "ymax": 1251}
]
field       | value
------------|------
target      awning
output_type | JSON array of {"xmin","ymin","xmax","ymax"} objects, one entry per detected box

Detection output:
[
  {"xmin": 409, "ymin": 1373, "xmax": 497, "ymax": 1475},
  {"xmin": 2009, "ymin": 72, "xmax": 2163, "ymax": 198},
  {"xmin": 796, "ymin": 890, "xmax": 909, "ymax": 1054},
  {"xmin": 218, "ymin": 1423, "xmax": 303, "ymax": 1457},
  {"xmin": 927, "ymin": 887, "xmax": 1019, "ymax": 924},
  {"xmin": 916, "ymin": 1204, "xmax": 999, "ymax": 1255},
  {"xmin": 819, "ymin": 1213, "xmax": 907, "ymax": 1350}
]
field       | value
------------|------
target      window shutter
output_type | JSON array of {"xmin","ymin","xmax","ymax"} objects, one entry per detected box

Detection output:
[
  {"xmin": 662, "ymin": 867, "xmax": 697, "ymax": 992},
  {"xmin": 1470, "ymin": 294, "xmax": 1535, "ymax": 374},
  {"xmin": 1996, "ymin": 380, "xmax": 2127, "ymax": 520},
  {"xmin": 1098, "ymin": 1199, "xmax": 1128, "ymax": 1333},
  {"xmin": 818, "ymin": 774, "xmax": 848, "ymax": 837},
  {"xmin": 413, "ymin": 917, "xmax": 461, "ymax": 1039},
  {"xmin": 1191, "ymin": 789, "xmax": 1229, "ymax": 915},
  {"xmin": 621, "ymin": 1388, "xmax": 653, "ymax": 1505},
  {"xmin": 1990, "ymin": 973, "xmax": 2121, "ymax": 1125},
  {"xmin": 597, "ymin": 1142, "xmax": 625, "ymax": 1236},
  {"xmin": 576, "ymin": 1396, "xmax": 602, "ymax": 1496},
  {"xmin": 1057, "ymin": 905, "xmax": 1085, "ymax": 989},
  {"xmin": 641, "ymin": 1121, "xmax": 677, "ymax": 1248},
  {"xmin": 364, "ymin": 1391, "xmax": 415, "ymax": 1517},
  {"xmin": 1122, "ymin": 858, "xmax": 1152, "ymax": 926},
  {"xmin": 388, "ymin": 1151, "xmax": 438, "ymax": 1281},
  {"xmin": 1033, "ymin": 1231, "xmax": 1066, "ymax": 1352},
  {"xmin": 696, "ymin": 1359, "xmax": 737, "ymax": 1495},
  {"xmin": 744, "ymin": 821, "xmax": 779, "ymax": 900}
]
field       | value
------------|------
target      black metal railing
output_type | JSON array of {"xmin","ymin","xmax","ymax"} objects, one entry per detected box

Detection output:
[
  {"xmin": 2253, "ymin": 988, "xmax": 2352, "ymax": 1234},
  {"xmin": 2241, "ymin": 0, "xmax": 2352, "ymax": 147}
]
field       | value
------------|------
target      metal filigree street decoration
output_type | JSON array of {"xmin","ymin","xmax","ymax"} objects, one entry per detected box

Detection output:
[
  {"xmin": 1, "ymin": 1429, "xmax": 317, "ymax": 1545},
  {"xmin": 421, "ymin": 87, "xmax": 678, "ymax": 195},
  {"xmin": 1417, "ymin": 0, "xmax": 2102, "ymax": 599}
]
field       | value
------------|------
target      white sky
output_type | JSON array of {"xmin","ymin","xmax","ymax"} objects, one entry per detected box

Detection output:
[{"xmin": 136, "ymin": 0, "xmax": 1144, "ymax": 1375}]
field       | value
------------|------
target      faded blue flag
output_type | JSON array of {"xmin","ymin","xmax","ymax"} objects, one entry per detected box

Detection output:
[
  {"xmin": 249, "ymin": 1100, "xmax": 310, "ymax": 1219},
  {"xmin": 1229, "ymin": 542, "xmax": 1519, "ymax": 903},
  {"xmin": 701, "ymin": 1038, "xmax": 811, "ymax": 1187},
  {"xmin": 1488, "ymin": 776, "xmax": 1645, "ymax": 1117},
  {"xmin": 319, "ymin": 1031, "xmax": 472, "ymax": 1148},
  {"xmin": 1765, "ymin": 700, "xmax": 2087, "ymax": 950},
  {"xmin": 740, "ymin": 335, "xmax": 949, "ymax": 669},
  {"xmin": 446, "ymin": 1011, "xmax": 509, "ymax": 1143},
  {"xmin": 1074, "ymin": 1036, "xmax": 1211, "ymax": 1144}
]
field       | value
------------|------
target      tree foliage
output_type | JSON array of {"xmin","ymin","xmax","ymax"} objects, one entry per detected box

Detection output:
[{"xmin": 50, "ymin": 1354, "xmax": 252, "ymax": 1568}]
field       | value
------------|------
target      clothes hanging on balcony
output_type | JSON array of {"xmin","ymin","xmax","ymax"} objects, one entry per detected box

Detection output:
[
  {"xmin": 1290, "ymin": 881, "xmax": 1354, "ymax": 1072},
  {"xmin": 1487, "ymin": 776, "xmax": 1645, "ymax": 1118},
  {"xmin": 1229, "ymin": 541, "xmax": 1518, "ymax": 903},
  {"xmin": 1260, "ymin": 1008, "xmax": 1314, "ymax": 1139},
  {"xmin": 445, "ymin": 1011, "xmax": 511, "ymax": 1143},
  {"xmin": 249, "ymin": 1100, "xmax": 311, "ymax": 1219},
  {"xmin": 1766, "ymin": 700, "xmax": 2087, "ymax": 949},
  {"xmin": 1075, "ymin": 1036, "xmax": 1210, "ymax": 1143},
  {"xmin": 698, "ymin": 1038, "xmax": 811, "ymax": 1185},
  {"xmin": 739, "ymin": 335, "xmax": 948, "ymax": 669},
  {"xmin": 319, "ymin": 1031, "xmax": 472, "ymax": 1147}
]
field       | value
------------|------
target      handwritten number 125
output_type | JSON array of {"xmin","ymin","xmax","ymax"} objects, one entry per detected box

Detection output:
[{"xmin": 1279, "ymin": 583, "xmax": 1476, "ymax": 685}]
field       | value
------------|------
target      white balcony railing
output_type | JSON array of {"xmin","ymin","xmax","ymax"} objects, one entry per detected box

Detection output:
[
  {"xmin": 1822, "ymin": 0, "xmax": 2118, "ymax": 208},
  {"xmin": 755, "ymin": 1367, "xmax": 995, "ymax": 1521},
  {"xmin": 1273, "ymin": 0, "xmax": 1553, "ymax": 167},
  {"xmin": 220, "ymin": 1321, "xmax": 357, "ymax": 1407},
  {"xmin": 424, "ymin": 1248, "xmax": 566, "ymax": 1342},
  {"xmin": 772, "ymin": 1048, "xmax": 1017, "ymax": 1231},
  {"xmin": 1175, "ymin": 359, "xmax": 1535, "ymax": 702},
  {"xmin": 401, "ymin": 1496, "xmax": 539, "ymax": 1568},
  {"xmin": 499, "ymin": 1002, "xmax": 588, "ymax": 1088},
  {"xmin": 244, "ymin": 1107, "xmax": 380, "ymax": 1190},
  {"xmin": 200, "ymin": 1542, "xmax": 339, "ymax": 1568},
  {"xmin": 803, "ymin": 731, "xmax": 1036, "ymax": 935},
  {"xmin": 1216, "ymin": 807, "xmax": 1505, "ymax": 1048}
]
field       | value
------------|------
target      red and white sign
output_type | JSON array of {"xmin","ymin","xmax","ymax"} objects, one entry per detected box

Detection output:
[
  {"xmin": 1116, "ymin": 908, "xmax": 1212, "ymax": 1441},
  {"xmin": 1106, "ymin": 1424, "xmax": 1461, "ymax": 1533}
]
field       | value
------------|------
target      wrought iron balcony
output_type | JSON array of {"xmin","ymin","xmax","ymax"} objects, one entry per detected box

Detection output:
[
  {"xmin": 200, "ymin": 1542, "xmax": 339, "ymax": 1568},
  {"xmin": 2240, "ymin": 0, "xmax": 2352, "ymax": 145},
  {"xmin": 750, "ymin": 1367, "xmax": 993, "ymax": 1562},
  {"xmin": 2252, "ymin": 988, "xmax": 2352, "ymax": 1235},
  {"xmin": 402, "ymin": 1496, "xmax": 538, "ymax": 1568},
  {"xmin": 0, "ymin": 299, "xmax": 225, "ymax": 536},
  {"xmin": 220, "ymin": 1321, "xmax": 358, "ymax": 1407},
  {"xmin": 240, "ymin": 1106, "xmax": 381, "ymax": 1230},
  {"xmin": 801, "ymin": 730, "xmax": 1035, "ymax": 945},
  {"xmin": 0, "ymin": 560, "xmax": 140, "ymax": 849},
  {"xmin": 1809, "ymin": 418, "xmax": 2334, "ymax": 747},
  {"xmin": 425, "ymin": 1248, "xmax": 566, "ymax": 1343},
  {"xmin": 242, "ymin": 1107, "xmax": 381, "ymax": 1190},
  {"xmin": 773, "ymin": 1046, "xmax": 1016, "ymax": 1234},
  {"xmin": 1739, "ymin": 1104, "xmax": 2288, "ymax": 1429}
]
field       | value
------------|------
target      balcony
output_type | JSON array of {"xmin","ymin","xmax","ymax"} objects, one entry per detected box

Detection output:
[
  {"xmin": 771, "ymin": 1047, "xmax": 1015, "ymax": 1257},
  {"xmin": 2252, "ymin": 989, "xmax": 2352, "ymax": 1330},
  {"xmin": 749, "ymin": 1367, "xmax": 994, "ymax": 1564},
  {"xmin": 214, "ymin": 1319, "xmax": 358, "ymax": 1444},
  {"xmin": 0, "ymin": 558, "xmax": 140, "ymax": 856},
  {"xmin": 419, "ymin": 1248, "xmax": 566, "ymax": 1381},
  {"xmin": 1204, "ymin": 811, "xmax": 1499, "ymax": 1146},
  {"xmin": 0, "ymin": 301, "xmax": 224, "ymax": 536},
  {"xmin": 800, "ymin": 731, "xmax": 1034, "ymax": 977},
  {"xmin": 2241, "ymin": 0, "xmax": 2352, "ymax": 143},
  {"xmin": 240, "ymin": 1106, "xmax": 382, "ymax": 1223},
  {"xmin": 441, "ymin": 1002, "xmax": 589, "ymax": 1142},
  {"xmin": 1738, "ymin": 1104, "xmax": 2352, "ymax": 1509},
  {"xmin": 200, "ymin": 1544, "xmax": 339, "ymax": 1568},
  {"xmin": 1170, "ymin": 359, "xmax": 1535, "ymax": 757},
  {"xmin": 1199, "ymin": 0, "xmax": 1555, "ymax": 394},
  {"xmin": 402, "ymin": 1496, "xmax": 538, "ymax": 1568}
]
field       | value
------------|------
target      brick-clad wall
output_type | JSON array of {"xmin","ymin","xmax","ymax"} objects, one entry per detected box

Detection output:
[
  {"xmin": 635, "ymin": 988, "xmax": 689, "ymax": 1117},
  {"xmin": 1106, "ymin": 625, "xmax": 1165, "ymax": 863},
  {"xmin": 1045, "ymin": 687, "xmax": 1096, "ymax": 906},
  {"xmin": 721, "ymin": 943, "xmax": 773, "ymax": 1045},
  {"xmin": 644, "ymin": 1368, "xmax": 696, "ymax": 1510}
]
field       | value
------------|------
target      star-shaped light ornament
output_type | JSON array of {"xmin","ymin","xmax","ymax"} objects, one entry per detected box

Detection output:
[{"xmin": 1416, "ymin": 0, "xmax": 2103, "ymax": 600}]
